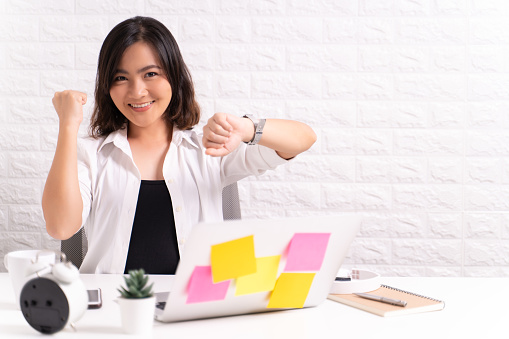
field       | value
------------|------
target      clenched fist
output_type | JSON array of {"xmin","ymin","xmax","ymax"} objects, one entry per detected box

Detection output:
[
  {"xmin": 52, "ymin": 90, "xmax": 87, "ymax": 130},
  {"xmin": 202, "ymin": 113, "xmax": 254, "ymax": 157}
]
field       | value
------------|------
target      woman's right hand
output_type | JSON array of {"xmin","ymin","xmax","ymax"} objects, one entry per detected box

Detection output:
[{"xmin": 52, "ymin": 90, "xmax": 87, "ymax": 129}]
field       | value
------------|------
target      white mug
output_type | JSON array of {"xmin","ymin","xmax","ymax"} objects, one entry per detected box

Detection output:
[{"xmin": 4, "ymin": 250, "xmax": 56, "ymax": 307}]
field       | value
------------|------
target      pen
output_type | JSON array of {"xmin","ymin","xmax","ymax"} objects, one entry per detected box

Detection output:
[{"xmin": 354, "ymin": 293, "xmax": 407, "ymax": 307}]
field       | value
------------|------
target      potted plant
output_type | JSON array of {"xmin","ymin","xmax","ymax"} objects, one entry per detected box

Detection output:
[{"xmin": 117, "ymin": 269, "xmax": 155, "ymax": 335}]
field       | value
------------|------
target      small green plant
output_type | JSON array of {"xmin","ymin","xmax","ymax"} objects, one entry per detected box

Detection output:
[{"xmin": 118, "ymin": 269, "xmax": 154, "ymax": 299}]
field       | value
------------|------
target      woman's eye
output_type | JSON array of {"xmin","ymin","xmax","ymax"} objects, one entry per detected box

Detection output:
[
  {"xmin": 146, "ymin": 72, "xmax": 157, "ymax": 78},
  {"xmin": 114, "ymin": 76, "xmax": 127, "ymax": 82}
]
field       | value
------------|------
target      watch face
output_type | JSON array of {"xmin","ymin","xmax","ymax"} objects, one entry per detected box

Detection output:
[{"xmin": 20, "ymin": 277, "xmax": 69, "ymax": 334}]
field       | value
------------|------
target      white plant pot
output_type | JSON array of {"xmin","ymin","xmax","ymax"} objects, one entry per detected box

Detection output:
[{"xmin": 117, "ymin": 296, "xmax": 155, "ymax": 335}]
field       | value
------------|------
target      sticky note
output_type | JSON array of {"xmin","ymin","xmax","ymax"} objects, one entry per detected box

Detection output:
[
  {"xmin": 235, "ymin": 255, "xmax": 281, "ymax": 296},
  {"xmin": 284, "ymin": 233, "xmax": 331, "ymax": 272},
  {"xmin": 267, "ymin": 273, "xmax": 315, "ymax": 309},
  {"xmin": 186, "ymin": 266, "xmax": 230, "ymax": 304},
  {"xmin": 211, "ymin": 235, "xmax": 257, "ymax": 283}
]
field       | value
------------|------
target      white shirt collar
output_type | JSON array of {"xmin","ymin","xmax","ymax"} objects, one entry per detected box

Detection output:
[
  {"xmin": 97, "ymin": 126, "xmax": 201, "ymax": 154},
  {"xmin": 172, "ymin": 128, "xmax": 201, "ymax": 149}
]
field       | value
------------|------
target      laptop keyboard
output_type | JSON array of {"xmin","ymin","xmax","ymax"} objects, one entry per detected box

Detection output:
[{"xmin": 154, "ymin": 291, "xmax": 170, "ymax": 310}]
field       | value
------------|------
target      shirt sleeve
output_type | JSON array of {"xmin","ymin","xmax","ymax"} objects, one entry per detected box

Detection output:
[
  {"xmin": 220, "ymin": 143, "xmax": 289, "ymax": 187},
  {"xmin": 77, "ymin": 138, "xmax": 93, "ymax": 228}
]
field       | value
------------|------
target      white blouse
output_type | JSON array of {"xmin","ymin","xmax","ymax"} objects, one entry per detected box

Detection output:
[{"xmin": 77, "ymin": 127, "xmax": 288, "ymax": 273}]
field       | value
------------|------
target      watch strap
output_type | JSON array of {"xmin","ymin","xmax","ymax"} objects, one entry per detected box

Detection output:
[{"xmin": 243, "ymin": 114, "xmax": 266, "ymax": 145}]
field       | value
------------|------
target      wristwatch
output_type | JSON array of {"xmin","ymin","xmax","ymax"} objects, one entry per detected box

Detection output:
[{"xmin": 243, "ymin": 114, "xmax": 266, "ymax": 145}]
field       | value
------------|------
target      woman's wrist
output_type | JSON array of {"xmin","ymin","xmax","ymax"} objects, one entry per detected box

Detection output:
[
  {"xmin": 59, "ymin": 122, "xmax": 80, "ymax": 136},
  {"xmin": 241, "ymin": 115, "xmax": 256, "ymax": 143}
]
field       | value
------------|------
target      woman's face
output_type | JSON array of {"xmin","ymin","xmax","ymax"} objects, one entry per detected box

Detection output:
[{"xmin": 109, "ymin": 41, "xmax": 172, "ymax": 132}]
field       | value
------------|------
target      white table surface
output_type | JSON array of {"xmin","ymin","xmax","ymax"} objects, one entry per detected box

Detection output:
[{"xmin": 0, "ymin": 273, "xmax": 506, "ymax": 338}]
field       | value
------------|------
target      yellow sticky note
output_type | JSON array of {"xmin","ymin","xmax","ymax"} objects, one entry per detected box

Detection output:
[
  {"xmin": 267, "ymin": 273, "xmax": 315, "ymax": 309},
  {"xmin": 211, "ymin": 235, "xmax": 257, "ymax": 283},
  {"xmin": 235, "ymin": 255, "xmax": 281, "ymax": 296}
]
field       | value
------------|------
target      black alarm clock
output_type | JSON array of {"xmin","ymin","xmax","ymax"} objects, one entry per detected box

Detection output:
[{"xmin": 19, "ymin": 251, "xmax": 88, "ymax": 334}]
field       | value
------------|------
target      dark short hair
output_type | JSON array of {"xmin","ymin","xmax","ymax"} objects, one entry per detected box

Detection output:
[{"xmin": 90, "ymin": 16, "xmax": 200, "ymax": 137}]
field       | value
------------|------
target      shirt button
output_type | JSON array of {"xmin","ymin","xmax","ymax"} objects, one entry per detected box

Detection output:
[
  {"xmin": 168, "ymin": 178, "xmax": 174, "ymax": 184},
  {"xmin": 176, "ymin": 206, "xmax": 182, "ymax": 212}
]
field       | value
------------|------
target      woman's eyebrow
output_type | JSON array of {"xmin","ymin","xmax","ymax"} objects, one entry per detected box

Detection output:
[{"xmin": 115, "ymin": 65, "xmax": 162, "ymax": 74}]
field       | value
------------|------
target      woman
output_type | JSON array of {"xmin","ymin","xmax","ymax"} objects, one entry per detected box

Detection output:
[{"xmin": 42, "ymin": 16, "xmax": 316, "ymax": 274}]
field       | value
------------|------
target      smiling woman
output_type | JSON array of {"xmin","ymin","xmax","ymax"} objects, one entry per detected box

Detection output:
[{"xmin": 41, "ymin": 16, "xmax": 316, "ymax": 275}]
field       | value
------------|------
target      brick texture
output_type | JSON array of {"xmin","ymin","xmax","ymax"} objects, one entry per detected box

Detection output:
[{"xmin": 1, "ymin": 0, "xmax": 509, "ymax": 277}]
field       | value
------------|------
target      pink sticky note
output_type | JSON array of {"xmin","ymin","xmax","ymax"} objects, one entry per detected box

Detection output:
[
  {"xmin": 186, "ymin": 266, "xmax": 230, "ymax": 304},
  {"xmin": 284, "ymin": 233, "xmax": 331, "ymax": 271}
]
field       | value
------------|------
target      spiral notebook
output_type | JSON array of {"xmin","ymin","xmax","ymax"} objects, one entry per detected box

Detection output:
[{"xmin": 328, "ymin": 285, "xmax": 445, "ymax": 317}]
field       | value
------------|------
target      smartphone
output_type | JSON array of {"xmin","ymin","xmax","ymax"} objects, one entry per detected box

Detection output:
[{"xmin": 87, "ymin": 288, "xmax": 102, "ymax": 309}]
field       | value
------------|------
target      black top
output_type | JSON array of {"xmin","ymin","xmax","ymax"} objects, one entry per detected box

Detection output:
[{"xmin": 124, "ymin": 180, "xmax": 180, "ymax": 274}]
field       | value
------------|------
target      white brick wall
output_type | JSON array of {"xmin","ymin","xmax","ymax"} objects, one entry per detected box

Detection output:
[{"xmin": 1, "ymin": 0, "xmax": 509, "ymax": 277}]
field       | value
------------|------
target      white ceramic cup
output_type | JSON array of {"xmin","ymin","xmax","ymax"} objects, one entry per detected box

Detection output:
[{"xmin": 4, "ymin": 250, "xmax": 56, "ymax": 307}]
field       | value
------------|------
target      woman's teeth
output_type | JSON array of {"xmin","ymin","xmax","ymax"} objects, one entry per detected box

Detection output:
[{"xmin": 130, "ymin": 101, "xmax": 154, "ymax": 108}]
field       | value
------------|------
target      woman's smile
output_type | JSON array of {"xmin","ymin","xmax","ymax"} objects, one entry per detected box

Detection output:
[
  {"xmin": 128, "ymin": 101, "xmax": 156, "ymax": 112},
  {"xmin": 129, "ymin": 101, "xmax": 155, "ymax": 109}
]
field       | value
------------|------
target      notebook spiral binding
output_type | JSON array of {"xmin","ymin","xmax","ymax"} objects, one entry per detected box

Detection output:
[{"xmin": 381, "ymin": 284, "xmax": 444, "ymax": 303}]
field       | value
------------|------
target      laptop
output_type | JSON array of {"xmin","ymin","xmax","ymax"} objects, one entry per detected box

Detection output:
[{"xmin": 154, "ymin": 214, "xmax": 361, "ymax": 323}]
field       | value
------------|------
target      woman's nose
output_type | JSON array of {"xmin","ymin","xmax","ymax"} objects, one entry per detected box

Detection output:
[{"xmin": 129, "ymin": 78, "xmax": 148, "ymax": 97}]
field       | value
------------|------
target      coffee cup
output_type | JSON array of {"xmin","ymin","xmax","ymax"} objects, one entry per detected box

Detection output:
[{"xmin": 4, "ymin": 250, "xmax": 56, "ymax": 307}]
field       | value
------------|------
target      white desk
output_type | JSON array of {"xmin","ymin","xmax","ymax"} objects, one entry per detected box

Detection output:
[{"xmin": 0, "ymin": 273, "xmax": 506, "ymax": 338}]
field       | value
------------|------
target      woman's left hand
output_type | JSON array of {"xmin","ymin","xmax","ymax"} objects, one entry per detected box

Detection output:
[{"xmin": 202, "ymin": 113, "xmax": 253, "ymax": 157}]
